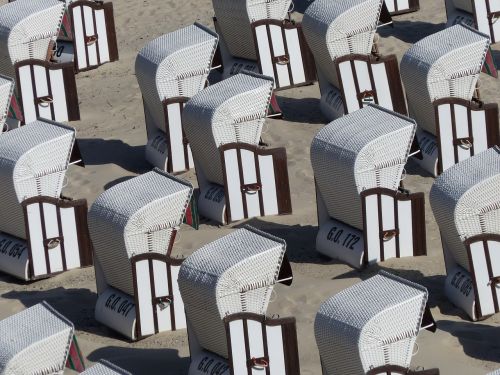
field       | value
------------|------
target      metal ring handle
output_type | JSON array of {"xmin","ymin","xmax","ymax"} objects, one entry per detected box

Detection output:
[
  {"xmin": 85, "ymin": 35, "xmax": 98, "ymax": 46},
  {"xmin": 459, "ymin": 139, "xmax": 473, "ymax": 150},
  {"xmin": 275, "ymin": 56, "xmax": 290, "ymax": 65},
  {"xmin": 37, "ymin": 96, "xmax": 53, "ymax": 107},
  {"xmin": 383, "ymin": 231, "xmax": 397, "ymax": 242},
  {"xmin": 250, "ymin": 357, "xmax": 269, "ymax": 369},
  {"xmin": 47, "ymin": 239, "xmax": 61, "ymax": 249}
]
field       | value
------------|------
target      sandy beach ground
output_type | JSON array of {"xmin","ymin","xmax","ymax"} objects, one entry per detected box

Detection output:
[{"xmin": 0, "ymin": 0, "xmax": 499, "ymax": 373}]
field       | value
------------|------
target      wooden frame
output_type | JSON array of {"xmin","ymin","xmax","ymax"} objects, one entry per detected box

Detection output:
[
  {"xmin": 21, "ymin": 196, "xmax": 92, "ymax": 280},
  {"xmin": 434, "ymin": 98, "xmax": 499, "ymax": 174},
  {"xmin": 251, "ymin": 19, "xmax": 317, "ymax": 91},
  {"xmin": 384, "ymin": 0, "xmax": 420, "ymax": 16},
  {"xmin": 361, "ymin": 187, "xmax": 427, "ymax": 265},
  {"xmin": 220, "ymin": 143, "xmax": 292, "ymax": 223},
  {"xmin": 335, "ymin": 54, "xmax": 407, "ymax": 116},
  {"xmin": 14, "ymin": 59, "xmax": 80, "ymax": 123}
]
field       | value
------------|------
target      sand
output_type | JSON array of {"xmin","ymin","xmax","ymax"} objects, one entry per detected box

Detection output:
[{"xmin": 0, "ymin": 0, "xmax": 499, "ymax": 373}]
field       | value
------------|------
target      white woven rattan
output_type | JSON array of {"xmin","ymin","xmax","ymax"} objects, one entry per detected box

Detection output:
[
  {"xmin": 0, "ymin": 301, "xmax": 74, "ymax": 375},
  {"xmin": 487, "ymin": 370, "xmax": 500, "ymax": 375},
  {"xmin": 81, "ymin": 360, "xmax": 131, "ymax": 375},
  {"xmin": 302, "ymin": 0, "xmax": 383, "ymax": 86},
  {"xmin": 88, "ymin": 169, "xmax": 193, "ymax": 296},
  {"xmin": 0, "ymin": 75, "xmax": 14, "ymax": 132},
  {"xmin": 315, "ymin": 271, "xmax": 428, "ymax": 375},
  {"xmin": 0, "ymin": 120, "xmax": 75, "ymax": 240},
  {"xmin": 400, "ymin": 24, "xmax": 490, "ymax": 136},
  {"xmin": 183, "ymin": 71, "xmax": 273, "ymax": 185},
  {"xmin": 0, "ymin": 0, "xmax": 65, "ymax": 78},
  {"xmin": 310, "ymin": 105, "xmax": 416, "ymax": 230},
  {"xmin": 135, "ymin": 23, "xmax": 218, "ymax": 134},
  {"xmin": 213, "ymin": 0, "xmax": 291, "ymax": 60},
  {"xmin": 178, "ymin": 226, "xmax": 287, "ymax": 358},
  {"xmin": 430, "ymin": 147, "xmax": 500, "ymax": 271}
]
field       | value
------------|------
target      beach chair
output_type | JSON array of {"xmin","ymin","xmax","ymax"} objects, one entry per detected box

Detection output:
[
  {"xmin": 445, "ymin": 0, "xmax": 499, "ymax": 44},
  {"xmin": 311, "ymin": 105, "xmax": 426, "ymax": 269},
  {"xmin": 183, "ymin": 72, "xmax": 292, "ymax": 224},
  {"xmin": 81, "ymin": 360, "xmax": 131, "ymax": 375},
  {"xmin": 302, "ymin": 0, "xmax": 407, "ymax": 120},
  {"xmin": 384, "ymin": 0, "xmax": 420, "ymax": 15},
  {"xmin": 135, "ymin": 23, "xmax": 219, "ymax": 173},
  {"xmin": 0, "ymin": 121, "xmax": 92, "ymax": 281},
  {"xmin": 212, "ymin": 0, "xmax": 317, "ymax": 90},
  {"xmin": 90, "ymin": 169, "xmax": 193, "ymax": 340},
  {"xmin": 0, "ymin": 301, "xmax": 86, "ymax": 374},
  {"xmin": 400, "ymin": 24, "xmax": 498, "ymax": 176},
  {"xmin": 430, "ymin": 147, "xmax": 500, "ymax": 321},
  {"xmin": 0, "ymin": 75, "xmax": 15, "ymax": 132},
  {"xmin": 315, "ymin": 272, "xmax": 438, "ymax": 375},
  {"xmin": 178, "ymin": 226, "xmax": 298, "ymax": 375},
  {"xmin": 53, "ymin": 0, "xmax": 119, "ymax": 73},
  {"xmin": 0, "ymin": 0, "xmax": 80, "ymax": 124}
]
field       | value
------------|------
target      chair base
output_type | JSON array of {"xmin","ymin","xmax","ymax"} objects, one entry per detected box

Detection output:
[
  {"xmin": 316, "ymin": 187, "xmax": 426, "ymax": 268},
  {"xmin": 54, "ymin": 0, "xmax": 119, "ymax": 72},
  {"xmin": 188, "ymin": 313, "xmax": 300, "ymax": 375},
  {"xmin": 0, "ymin": 196, "xmax": 92, "ymax": 281},
  {"xmin": 95, "ymin": 252, "xmax": 186, "ymax": 340},
  {"xmin": 367, "ymin": 365, "xmax": 439, "ymax": 374},
  {"xmin": 445, "ymin": 235, "xmax": 500, "ymax": 321}
]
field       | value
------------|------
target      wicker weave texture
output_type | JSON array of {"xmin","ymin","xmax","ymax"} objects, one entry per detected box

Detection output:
[
  {"xmin": 178, "ymin": 226, "xmax": 287, "ymax": 358},
  {"xmin": 311, "ymin": 105, "xmax": 416, "ymax": 230},
  {"xmin": 0, "ymin": 120, "xmax": 74, "ymax": 240},
  {"xmin": 400, "ymin": 24, "xmax": 490, "ymax": 135},
  {"xmin": 0, "ymin": 0, "xmax": 64, "ymax": 77},
  {"xmin": 303, "ymin": 0, "xmax": 382, "ymax": 86},
  {"xmin": 213, "ymin": 0, "xmax": 291, "ymax": 60},
  {"xmin": 0, "ymin": 75, "xmax": 14, "ymax": 131},
  {"xmin": 81, "ymin": 360, "xmax": 132, "ymax": 375},
  {"xmin": 0, "ymin": 301, "xmax": 74, "ymax": 375},
  {"xmin": 183, "ymin": 71, "xmax": 273, "ymax": 185},
  {"xmin": 135, "ymin": 23, "xmax": 218, "ymax": 134},
  {"xmin": 88, "ymin": 169, "xmax": 193, "ymax": 296},
  {"xmin": 315, "ymin": 272, "xmax": 428, "ymax": 375},
  {"xmin": 430, "ymin": 147, "xmax": 500, "ymax": 271}
]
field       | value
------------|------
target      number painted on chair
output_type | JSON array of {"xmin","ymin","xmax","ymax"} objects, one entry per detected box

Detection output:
[
  {"xmin": 195, "ymin": 356, "xmax": 230, "ymax": 374},
  {"xmin": 327, "ymin": 226, "xmax": 361, "ymax": 250},
  {"xmin": 451, "ymin": 271, "xmax": 474, "ymax": 297},
  {"xmin": 105, "ymin": 294, "xmax": 135, "ymax": 317}
]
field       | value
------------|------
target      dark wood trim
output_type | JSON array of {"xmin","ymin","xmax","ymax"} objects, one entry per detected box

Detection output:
[
  {"xmin": 162, "ymin": 97, "xmax": 191, "ymax": 174},
  {"xmin": 62, "ymin": 63, "xmax": 81, "ymax": 121},
  {"xmin": 69, "ymin": 1, "xmax": 119, "ymax": 72},
  {"xmin": 465, "ymin": 234, "xmax": 500, "ymax": 318},
  {"xmin": 250, "ymin": 19, "xmax": 316, "ymax": 91},
  {"xmin": 367, "ymin": 364, "xmax": 439, "ymax": 374},
  {"xmin": 434, "ymin": 98, "xmax": 499, "ymax": 175},
  {"xmin": 387, "ymin": 0, "xmax": 420, "ymax": 16}
]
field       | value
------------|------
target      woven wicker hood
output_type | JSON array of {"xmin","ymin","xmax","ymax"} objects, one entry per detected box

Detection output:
[
  {"xmin": 135, "ymin": 23, "xmax": 218, "ymax": 133},
  {"xmin": 183, "ymin": 71, "xmax": 273, "ymax": 185},
  {"xmin": 400, "ymin": 24, "xmax": 490, "ymax": 135},
  {"xmin": 311, "ymin": 105, "xmax": 416, "ymax": 230},
  {"xmin": 88, "ymin": 169, "xmax": 193, "ymax": 296},
  {"xmin": 0, "ymin": 120, "xmax": 75, "ymax": 240},
  {"xmin": 303, "ymin": 0, "xmax": 382, "ymax": 86},
  {"xmin": 315, "ymin": 272, "xmax": 428, "ymax": 374},
  {"xmin": 0, "ymin": 301, "xmax": 74, "ymax": 375},
  {"xmin": 430, "ymin": 147, "xmax": 500, "ymax": 271},
  {"xmin": 178, "ymin": 226, "xmax": 292, "ymax": 358},
  {"xmin": 0, "ymin": 0, "xmax": 65, "ymax": 77}
]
